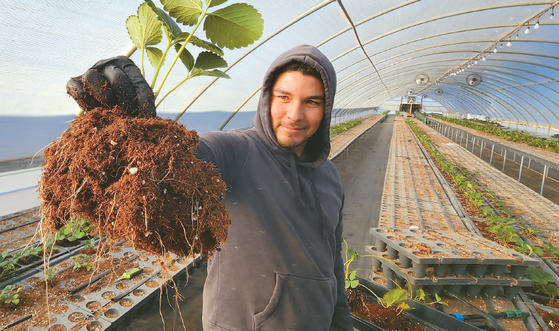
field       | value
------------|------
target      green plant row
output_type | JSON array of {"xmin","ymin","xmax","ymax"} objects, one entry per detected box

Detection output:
[
  {"xmin": 431, "ymin": 114, "xmax": 559, "ymax": 153},
  {"xmin": 406, "ymin": 120, "xmax": 559, "ymax": 259},
  {"xmin": 343, "ymin": 240, "xmax": 447, "ymax": 312},
  {"xmin": 329, "ymin": 119, "xmax": 363, "ymax": 138}
]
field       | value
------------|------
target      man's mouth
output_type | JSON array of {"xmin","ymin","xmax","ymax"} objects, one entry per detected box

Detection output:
[{"xmin": 280, "ymin": 123, "xmax": 305, "ymax": 132}]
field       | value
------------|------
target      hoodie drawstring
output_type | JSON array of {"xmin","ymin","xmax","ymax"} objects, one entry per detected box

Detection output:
[
  {"xmin": 289, "ymin": 154, "xmax": 307, "ymax": 209},
  {"xmin": 310, "ymin": 169, "xmax": 326, "ymax": 239}
]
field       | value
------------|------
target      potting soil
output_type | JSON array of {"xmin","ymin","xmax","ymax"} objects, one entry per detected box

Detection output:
[{"xmin": 39, "ymin": 107, "xmax": 230, "ymax": 258}]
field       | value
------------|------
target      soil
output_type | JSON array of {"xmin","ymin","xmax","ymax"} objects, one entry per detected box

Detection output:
[
  {"xmin": 39, "ymin": 107, "xmax": 230, "ymax": 258},
  {"xmin": 535, "ymin": 306, "xmax": 559, "ymax": 330},
  {"xmin": 347, "ymin": 286, "xmax": 425, "ymax": 331}
]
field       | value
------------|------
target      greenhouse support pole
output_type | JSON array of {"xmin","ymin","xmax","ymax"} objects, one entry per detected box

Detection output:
[
  {"xmin": 502, "ymin": 150, "xmax": 507, "ymax": 172},
  {"xmin": 490, "ymin": 144, "xmax": 495, "ymax": 165},
  {"xmin": 480, "ymin": 141, "xmax": 484, "ymax": 158},
  {"xmin": 465, "ymin": 134, "xmax": 469, "ymax": 149},
  {"xmin": 518, "ymin": 156, "xmax": 524, "ymax": 182},
  {"xmin": 460, "ymin": 132, "xmax": 463, "ymax": 146},
  {"xmin": 528, "ymin": 158, "xmax": 532, "ymax": 169},
  {"xmin": 472, "ymin": 137, "xmax": 476, "ymax": 153},
  {"xmin": 540, "ymin": 165, "xmax": 548, "ymax": 195}
]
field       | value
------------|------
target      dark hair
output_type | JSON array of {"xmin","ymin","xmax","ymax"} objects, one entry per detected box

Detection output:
[{"xmin": 271, "ymin": 60, "xmax": 323, "ymax": 86}]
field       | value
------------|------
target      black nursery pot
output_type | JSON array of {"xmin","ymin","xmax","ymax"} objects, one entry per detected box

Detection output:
[{"xmin": 351, "ymin": 277, "xmax": 484, "ymax": 331}]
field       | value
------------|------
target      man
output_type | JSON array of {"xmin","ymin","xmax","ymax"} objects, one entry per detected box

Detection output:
[{"xmin": 68, "ymin": 45, "xmax": 353, "ymax": 331}]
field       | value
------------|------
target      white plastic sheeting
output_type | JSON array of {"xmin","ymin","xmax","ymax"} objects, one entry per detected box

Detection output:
[{"xmin": 2, "ymin": 0, "xmax": 559, "ymax": 161}]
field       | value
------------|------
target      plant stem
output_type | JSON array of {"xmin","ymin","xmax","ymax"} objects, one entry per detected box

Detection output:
[
  {"xmin": 154, "ymin": 6, "xmax": 208, "ymax": 103},
  {"xmin": 156, "ymin": 74, "xmax": 191, "ymax": 108},
  {"xmin": 151, "ymin": 41, "xmax": 173, "ymax": 88}
]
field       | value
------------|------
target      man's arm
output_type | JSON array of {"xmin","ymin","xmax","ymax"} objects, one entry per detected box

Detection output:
[{"xmin": 330, "ymin": 195, "xmax": 353, "ymax": 331}]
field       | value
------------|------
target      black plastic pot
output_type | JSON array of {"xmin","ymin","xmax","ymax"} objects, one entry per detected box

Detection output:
[{"xmin": 351, "ymin": 277, "xmax": 484, "ymax": 331}]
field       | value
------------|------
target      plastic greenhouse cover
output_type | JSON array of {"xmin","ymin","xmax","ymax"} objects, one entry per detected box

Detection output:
[{"xmin": 1, "ymin": 0, "xmax": 559, "ymax": 162}]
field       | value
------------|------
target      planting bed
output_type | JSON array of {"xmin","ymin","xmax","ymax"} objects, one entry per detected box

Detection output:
[
  {"xmin": 364, "ymin": 117, "xmax": 559, "ymax": 330},
  {"xmin": 415, "ymin": 120, "xmax": 559, "ymax": 249},
  {"xmin": 427, "ymin": 117, "xmax": 559, "ymax": 166},
  {"xmin": 0, "ymin": 207, "xmax": 202, "ymax": 330},
  {"xmin": 379, "ymin": 118, "xmax": 472, "ymax": 233},
  {"xmin": 329, "ymin": 115, "xmax": 384, "ymax": 160}
]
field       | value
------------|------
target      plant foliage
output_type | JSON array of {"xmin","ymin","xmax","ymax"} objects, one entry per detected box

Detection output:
[
  {"xmin": 126, "ymin": 0, "xmax": 264, "ymax": 108},
  {"xmin": 431, "ymin": 115, "xmax": 559, "ymax": 153}
]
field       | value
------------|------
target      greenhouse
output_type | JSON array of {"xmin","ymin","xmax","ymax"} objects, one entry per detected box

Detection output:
[{"xmin": 2, "ymin": 0, "xmax": 559, "ymax": 330}]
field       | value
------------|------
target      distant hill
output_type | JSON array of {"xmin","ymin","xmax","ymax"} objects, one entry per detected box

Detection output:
[{"xmin": 0, "ymin": 111, "xmax": 256, "ymax": 162}]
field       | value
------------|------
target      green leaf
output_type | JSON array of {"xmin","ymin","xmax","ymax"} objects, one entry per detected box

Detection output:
[
  {"xmin": 190, "ymin": 36, "xmax": 224, "ymax": 56},
  {"xmin": 174, "ymin": 33, "xmax": 223, "ymax": 55},
  {"xmin": 146, "ymin": 47, "xmax": 164, "ymax": 68},
  {"xmin": 349, "ymin": 270, "xmax": 357, "ymax": 281},
  {"xmin": 161, "ymin": 0, "xmax": 204, "ymax": 26},
  {"xmin": 345, "ymin": 280, "xmax": 350, "ymax": 289},
  {"xmin": 191, "ymin": 68, "xmax": 230, "ymax": 78},
  {"xmin": 174, "ymin": 44, "xmax": 194, "ymax": 71},
  {"xmin": 126, "ymin": 3, "xmax": 163, "ymax": 50},
  {"xmin": 194, "ymin": 51, "xmax": 227, "ymax": 70},
  {"xmin": 146, "ymin": 0, "xmax": 182, "ymax": 38},
  {"xmin": 204, "ymin": 3, "xmax": 263, "ymax": 50},
  {"xmin": 12, "ymin": 298, "xmax": 19, "ymax": 305},
  {"xmin": 208, "ymin": 0, "xmax": 227, "ymax": 7},
  {"xmin": 383, "ymin": 289, "xmax": 408, "ymax": 306},
  {"xmin": 350, "ymin": 280, "xmax": 359, "ymax": 288}
]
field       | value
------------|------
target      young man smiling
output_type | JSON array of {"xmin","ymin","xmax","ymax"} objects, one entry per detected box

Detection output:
[{"xmin": 68, "ymin": 45, "xmax": 353, "ymax": 330}]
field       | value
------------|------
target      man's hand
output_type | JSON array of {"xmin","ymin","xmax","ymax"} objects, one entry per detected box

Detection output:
[{"xmin": 67, "ymin": 56, "xmax": 156, "ymax": 117}]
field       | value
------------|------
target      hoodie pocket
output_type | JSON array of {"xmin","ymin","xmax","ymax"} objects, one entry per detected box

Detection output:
[{"xmin": 253, "ymin": 272, "xmax": 337, "ymax": 331}]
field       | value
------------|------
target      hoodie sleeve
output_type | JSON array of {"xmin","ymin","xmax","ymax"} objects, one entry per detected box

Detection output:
[
  {"xmin": 330, "ymin": 195, "xmax": 353, "ymax": 331},
  {"xmin": 196, "ymin": 131, "xmax": 248, "ymax": 189}
]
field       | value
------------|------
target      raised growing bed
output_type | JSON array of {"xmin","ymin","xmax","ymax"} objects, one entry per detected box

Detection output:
[
  {"xmin": 0, "ymin": 207, "xmax": 202, "ymax": 330},
  {"xmin": 350, "ymin": 277, "xmax": 484, "ymax": 331}
]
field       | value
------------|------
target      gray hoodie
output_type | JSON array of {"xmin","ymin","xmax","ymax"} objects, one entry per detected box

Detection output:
[{"xmin": 197, "ymin": 45, "xmax": 352, "ymax": 331}]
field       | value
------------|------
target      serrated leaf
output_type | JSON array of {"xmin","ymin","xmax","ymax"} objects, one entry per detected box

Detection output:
[
  {"xmin": 204, "ymin": 3, "xmax": 263, "ymax": 50},
  {"xmin": 146, "ymin": 0, "xmax": 182, "ymax": 38},
  {"xmin": 161, "ymin": 0, "xmax": 204, "ymax": 26},
  {"xmin": 146, "ymin": 47, "xmax": 164, "ymax": 68},
  {"xmin": 174, "ymin": 43, "xmax": 194, "ymax": 71},
  {"xmin": 208, "ymin": 0, "xmax": 227, "ymax": 7},
  {"xmin": 191, "ymin": 68, "xmax": 230, "ymax": 79},
  {"xmin": 174, "ymin": 33, "xmax": 224, "ymax": 56},
  {"xmin": 126, "ymin": 3, "xmax": 162, "ymax": 49},
  {"xmin": 194, "ymin": 51, "xmax": 227, "ymax": 70},
  {"xmin": 190, "ymin": 36, "xmax": 224, "ymax": 56}
]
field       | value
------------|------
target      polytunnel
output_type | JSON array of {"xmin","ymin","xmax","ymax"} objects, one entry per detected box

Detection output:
[{"xmin": 2, "ymin": 1, "xmax": 559, "ymax": 330}]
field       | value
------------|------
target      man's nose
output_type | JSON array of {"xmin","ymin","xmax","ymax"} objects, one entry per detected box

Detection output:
[{"xmin": 286, "ymin": 100, "xmax": 305, "ymax": 121}]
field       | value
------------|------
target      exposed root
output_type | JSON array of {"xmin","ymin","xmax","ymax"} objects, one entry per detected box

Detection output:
[{"xmin": 39, "ymin": 106, "xmax": 231, "ymax": 258}]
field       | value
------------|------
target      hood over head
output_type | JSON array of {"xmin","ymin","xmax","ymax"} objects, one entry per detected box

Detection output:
[{"xmin": 254, "ymin": 45, "xmax": 337, "ymax": 168}]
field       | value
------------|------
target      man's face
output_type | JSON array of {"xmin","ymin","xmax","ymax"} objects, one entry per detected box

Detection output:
[{"xmin": 270, "ymin": 70, "xmax": 325, "ymax": 157}]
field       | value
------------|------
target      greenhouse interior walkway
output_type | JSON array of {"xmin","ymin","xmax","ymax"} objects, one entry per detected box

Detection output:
[{"xmin": 2, "ymin": 114, "xmax": 559, "ymax": 330}]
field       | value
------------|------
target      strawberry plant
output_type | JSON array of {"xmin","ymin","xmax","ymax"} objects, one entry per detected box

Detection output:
[
  {"xmin": 406, "ymin": 119, "xmax": 553, "ymax": 256},
  {"xmin": 126, "ymin": 0, "xmax": 263, "ymax": 118},
  {"xmin": 0, "ymin": 285, "xmax": 22, "ymax": 306},
  {"xmin": 431, "ymin": 114, "xmax": 559, "ymax": 153},
  {"xmin": 330, "ymin": 119, "xmax": 363, "ymax": 138},
  {"xmin": 343, "ymin": 240, "xmax": 412, "ymax": 312},
  {"xmin": 72, "ymin": 254, "xmax": 94, "ymax": 271},
  {"xmin": 525, "ymin": 267, "xmax": 559, "ymax": 304}
]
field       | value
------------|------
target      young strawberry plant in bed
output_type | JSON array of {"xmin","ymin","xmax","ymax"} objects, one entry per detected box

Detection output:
[
  {"xmin": 406, "ymin": 120, "xmax": 558, "ymax": 257},
  {"xmin": 342, "ymin": 241, "xmax": 449, "ymax": 331},
  {"xmin": 40, "ymin": 0, "xmax": 263, "ymax": 261}
]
